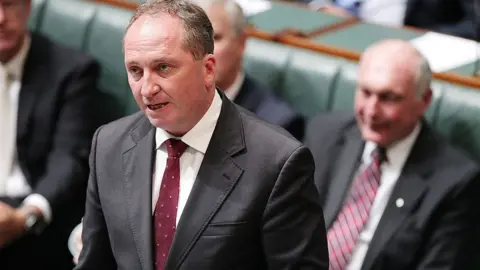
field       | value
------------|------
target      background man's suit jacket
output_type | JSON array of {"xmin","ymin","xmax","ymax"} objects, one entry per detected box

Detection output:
[
  {"xmin": 403, "ymin": 0, "xmax": 476, "ymax": 39},
  {"xmin": 234, "ymin": 75, "xmax": 305, "ymax": 141},
  {"xmin": 76, "ymin": 92, "xmax": 328, "ymax": 270},
  {"xmin": 305, "ymin": 112, "xmax": 480, "ymax": 270},
  {"xmin": 0, "ymin": 33, "xmax": 102, "ymax": 270}
]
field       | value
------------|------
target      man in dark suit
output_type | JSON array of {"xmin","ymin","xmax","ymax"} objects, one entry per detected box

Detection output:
[
  {"xmin": 307, "ymin": 0, "xmax": 476, "ymax": 39},
  {"xmin": 193, "ymin": 0, "xmax": 305, "ymax": 140},
  {"xmin": 75, "ymin": 0, "xmax": 328, "ymax": 269},
  {"xmin": 305, "ymin": 39, "xmax": 480, "ymax": 269},
  {"xmin": 0, "ymin": 0, "xmax": 101, "ymax": 269}
]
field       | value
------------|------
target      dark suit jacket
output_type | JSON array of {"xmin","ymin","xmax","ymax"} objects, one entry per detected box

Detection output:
[
  {"xmin": 0, "ymin": 33, "xmax": 101, "ymax": 270},
  {"xmin": 404, "ymin": 0, "xmax": 476, "ymax": 40},
  {"xmin": 76, "ymin": 91, "xmax": 328, "ymax": 270},
  {"xmin": 305, "ymin": 112, "xmax": 480, "ymax": 270},
  {"xmin": 234, "ymin": 75, "xmax": 305, "ymax": 141}
]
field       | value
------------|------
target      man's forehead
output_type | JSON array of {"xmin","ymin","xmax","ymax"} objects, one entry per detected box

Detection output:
[
  {"xmin": 359, "ymin": 62, "xmax": 414, "ymax": 95},
  {"xmin": 126, "ymin": 13, "xmax": 182, "ymax": 41}
]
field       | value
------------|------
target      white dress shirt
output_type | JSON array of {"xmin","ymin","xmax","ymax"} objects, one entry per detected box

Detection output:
[
  {"xmin": 152, "ymin": 90, "xmax": 223, "ymax": 225},
  {"xmin": 223, "ymin": 71, "xmax": 245, "ymax": 101},
  {"xmin": 0, "ymin": 35, "xmax": 52, "ymax": 223},
  {"xmin": 347, "ymin": 123, "xmax": 421, "ymax": 270},
  {"xmin": 358, "ymin": 0, "xmax": 407, "ymax": 27}
]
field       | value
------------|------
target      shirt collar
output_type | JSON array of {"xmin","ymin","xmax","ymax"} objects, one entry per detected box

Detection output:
[
  {"xmin": 223, "ymin": 71, "xmax": 245, "ymax": 101},
  {"xmin": 5, "ymin": 34, "xmax": 31, "ymax": 80},
  {"xmin": 362, "ymin": 122, "xmax": 422, "ymax": 170},
  {"xmin": 155, "ymin": 90, "xmax": 223, "ymax": 154}
]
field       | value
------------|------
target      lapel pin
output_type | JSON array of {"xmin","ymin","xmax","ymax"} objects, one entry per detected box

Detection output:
[{"xmin": 396, "ymin": 198, "xmax": 404, "ymax": 208}]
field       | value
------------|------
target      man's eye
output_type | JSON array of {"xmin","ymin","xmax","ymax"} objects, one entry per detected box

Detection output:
[
  {"xmin": 158, "ymin": 64, "xmax": 169, "ymax": 71},
  {"xmin": 129, "ymin": 67, "xmax": 141, "ymax": 74}
]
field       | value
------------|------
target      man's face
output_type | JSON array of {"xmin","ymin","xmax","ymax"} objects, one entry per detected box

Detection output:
[
  {"xmin": 0, "ymin": 0, "xmax": 29, "ymax": 62},
  {"xmin": 206, "ymin": 4, "xmax": 245, "ymax": 90},
  {"xmin": 124, "ymin": 14, "xmax": 216, "ymax": 136},
  {"xmin": 355, "ymin": 55, "xmax": 430, "ymax": 147}
]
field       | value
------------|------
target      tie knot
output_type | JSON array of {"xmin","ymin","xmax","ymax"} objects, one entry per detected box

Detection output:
[
  {"xmin": 165, "ymin": 139, "xmax": 188, "ymax": 158},
  {"xmin": 371, "ymin": 146, "xmax": 387, "ymax": 164}
]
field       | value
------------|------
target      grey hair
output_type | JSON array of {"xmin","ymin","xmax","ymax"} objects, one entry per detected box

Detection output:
[
  {"xmin": 413, "ymin": 55, "xmax": 432, "ymax": 98},
  {"xmin": 125, "ymin": 0, "xmax": 214, "ymax": 60},
  {"xmin": 361, "ymin": 39, "xmax": 432, "ymax": 99},
  {"xmin": 189, "ymin": 0, "xmax": 247, "ymax": 36}
]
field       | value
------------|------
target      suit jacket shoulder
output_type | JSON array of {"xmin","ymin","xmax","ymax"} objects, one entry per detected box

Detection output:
[
  {"xmin": 94, "ymin": 111, "xmax": 147, "ymax": 150},
  {"xmin": 420, "ymin": 125, "xmax": 480, "ymax": 188}
]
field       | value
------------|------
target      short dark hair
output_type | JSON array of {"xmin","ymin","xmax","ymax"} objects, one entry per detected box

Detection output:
[{"xmin": 126, "ymin": 0, "xmax": 214, "ymax": 60}]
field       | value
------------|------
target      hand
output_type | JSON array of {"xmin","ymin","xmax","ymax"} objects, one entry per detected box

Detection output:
[
  {"xmin": 0, "ymin": 202, "xmax": 28, "ymax": 247},
  {"xmin": 318, "ymin": 4, "xmax": 354, "ymax": 17},
  {"xmin": 73, "ymin": 224, "xmax": 83, "ymax": 264}
]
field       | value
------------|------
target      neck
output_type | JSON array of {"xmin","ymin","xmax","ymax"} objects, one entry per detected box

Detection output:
[{"xmin": 218, "ymin": 64, "xmax": 242, "ymax": 91}]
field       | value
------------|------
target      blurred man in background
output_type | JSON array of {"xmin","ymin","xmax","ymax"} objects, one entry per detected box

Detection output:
[
  {"xmin": 0, "ymin": 0, "xmax": 101, "ymax": 269},
  {"xmin": 305, "ymin": 39, "xmax": 480, "ymax": 269}
]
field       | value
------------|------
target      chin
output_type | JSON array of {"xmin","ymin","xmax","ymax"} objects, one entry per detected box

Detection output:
[
  {"xmin": 361, "ymin": 129, "xmax": 387, "ymax": 145},
  {"xmin": 147, "ymin": 117, "xmax": 169, "ymax": 129}
]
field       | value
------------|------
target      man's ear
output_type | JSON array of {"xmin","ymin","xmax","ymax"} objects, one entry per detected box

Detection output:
[
  {"xmin": 422, "ymin": 87, "xmax": 432, "ymax": 105},
  {"xmin": 203, "ymin": 54, "xmax": 216, "ymax": 90},
  {"xmin": 238, "ymin": 29, "xmax": 247, "ymax": 55}
]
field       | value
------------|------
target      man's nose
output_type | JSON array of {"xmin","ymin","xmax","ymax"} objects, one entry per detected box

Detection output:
[
  {"xmin": 365, "ymin": 96, "xmax": 380, "ymax": 117},
  {"xmin": 140, "ymin": 70, "xmax": 161, "ymax": 98}
]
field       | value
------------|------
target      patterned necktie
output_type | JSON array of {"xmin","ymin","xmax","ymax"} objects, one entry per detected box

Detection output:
[
  {"xmin": 153, "ymin": 139, "xmax": 188, "ymax": 270},
  {"xmin": 327, "ymin": 146, "xmax": 387, "ymax": 270}
]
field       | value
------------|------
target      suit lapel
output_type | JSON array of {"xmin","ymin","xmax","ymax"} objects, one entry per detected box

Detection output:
[
  {"xmin": 165, "ymin": 93, "xmax": 245, "ymax": 270},
  {"xmin": 17, "ymin": 34, "xmax": 47, "ymax": 143},
  {"xmin": 122, "ymin": 116, "xmax": 156, "ymax": 270},
  {"xmin": 324, "ymin": 127, "xmax": 364, "ymax": 228},
  {"xmin": 361, "ymin": 125, "xmax": 433, "ymax": 270}
]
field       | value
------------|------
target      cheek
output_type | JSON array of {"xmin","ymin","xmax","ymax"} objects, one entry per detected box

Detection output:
[
  {"xmin": 384, "ymin": 105, "xmax": 407, "ymax": 122},
  {"xmin": 129, "ymin": 81, "xmax": 144, "ymax": 106},
  {"xmin": 214, "ymin": 47, "xmax": 228, "ymax": 68}
]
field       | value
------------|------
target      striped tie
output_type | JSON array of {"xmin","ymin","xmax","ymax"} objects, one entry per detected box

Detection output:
[{"xmin": 327, "ymin": 146, "xmax": 386, "ymax": 269}]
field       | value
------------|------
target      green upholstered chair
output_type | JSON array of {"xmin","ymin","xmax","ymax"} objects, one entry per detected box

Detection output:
[{"xmin": 39, "ymin": 0, "xmax": 97, "ymax": 50}]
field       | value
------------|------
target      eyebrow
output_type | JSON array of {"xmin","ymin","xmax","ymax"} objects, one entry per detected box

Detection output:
[
  {"xmin": 126, "ymin": 56, "xmax": 179, "ymax": 67},
  {"xmin": 125, "ymin": 61, "xmax": 140, "ymax": 67}
]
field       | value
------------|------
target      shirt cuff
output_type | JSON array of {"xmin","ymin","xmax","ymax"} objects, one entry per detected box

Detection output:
[{"xmin": 22, "ymin": 194, "xmax": 52, "ymax": 224}]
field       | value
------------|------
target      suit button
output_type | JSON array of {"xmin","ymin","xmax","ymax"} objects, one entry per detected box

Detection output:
[{"xmin": 396, "ymin": 198, "xmax": 404, "ymax": 208}]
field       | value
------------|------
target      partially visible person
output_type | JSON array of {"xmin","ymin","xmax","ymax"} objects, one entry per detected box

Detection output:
[
  {"xmin": 0, "ymin": 0, "xmax": 101, "ymax": 269},
  {"xmin": 192, "ymin": 0, "xmax": 305, "ymax": 140},
  {"xmin": 305, "ymin": 39, "xmax": 480, "ymax": 269},
  {"xmin": 307, "ymin": 0, "xmax": 476, "ymax": 39},
  {"xmin": 75, "ymin": 0, "xmax": 328, "ymax": 269}
]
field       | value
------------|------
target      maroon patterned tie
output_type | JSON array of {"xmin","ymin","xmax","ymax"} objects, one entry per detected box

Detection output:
[
  {"xmin": 327, "ymin": 147, "xmax": 386, "ymax": 269},
  {"xmin": 153, "ymin": 139, "xmax": 188, "ymax": 270}
]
